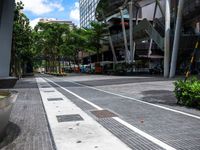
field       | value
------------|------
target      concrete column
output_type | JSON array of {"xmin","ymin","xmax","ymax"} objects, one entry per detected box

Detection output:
[
  {"xmin": 129, "ymin": 1, "xmax": 134, "ymax": 63},
  {"xmin": 0, "ymin": 0, "xmax": 15, "ymax": 77},
  {"xmin": 102, "ymin": 12, "xmax": 117, "ymax": 64},
  {"xmin": 164, "ymin": 0, "xmax": 171, "ymax": 77},
  {"xmin": 133, "ymin": 8, "xmax": 139, "ymax": 62},
  {"xmin": 120, "ymin": 7, "xmax": 129, "ymax": 63},
  {"xmin": 170, "ymin": 0, "xmax": 184, "ymax": 78}
]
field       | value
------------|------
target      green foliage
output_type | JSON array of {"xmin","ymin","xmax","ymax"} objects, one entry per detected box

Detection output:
[
  {"xmin": 34, "ymin": 22, "xmax": 70, "ymax": 73},
  {"xmin": 11, "ymin": 1, "xmax": 34, "ymax": 76},
  {"xmin": 85, "ymin": 21, "xmax": 108, "ymax": 62},
  {"xmin": 174, "ymin": 78, "xmax": 200, "ymax": 108}
]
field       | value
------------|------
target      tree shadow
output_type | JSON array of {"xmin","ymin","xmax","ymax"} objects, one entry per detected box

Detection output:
[{"xmin": 0, "ymin": 122, "xmax": 21, "ymax": 149}]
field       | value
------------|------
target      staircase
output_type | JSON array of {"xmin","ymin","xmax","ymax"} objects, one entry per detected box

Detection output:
[{"xmin": 133, "ymin": 18, "xmax": 164, "ymax": 51}]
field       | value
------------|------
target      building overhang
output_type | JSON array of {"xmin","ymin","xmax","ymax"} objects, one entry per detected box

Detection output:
[{"xmin": 95, "ymin": 0, "xmax": 155, "ymax": 21}]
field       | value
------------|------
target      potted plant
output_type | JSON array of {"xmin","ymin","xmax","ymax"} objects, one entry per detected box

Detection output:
[{"xmin": 0, "ymin": 91, "xmax": 18, "ymax": 140}]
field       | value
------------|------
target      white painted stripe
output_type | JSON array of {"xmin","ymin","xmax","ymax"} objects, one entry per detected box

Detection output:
[
  {"xmin": 64, "ymin": 80, "xmax": 200, "ymax": 120},
  {"xmin": 44, "ymin": 78, "xmax": 103, "ymax": 110},
  {"xmin": 113, "ymin": 117, "xmax": 175, "ymax": 150},
  {"xmin": 44, "ymin": 77, "xmax": 176, "ymax": 150},
  {"xmin": 37, "ymin": 78, "xmax": 131, "ymax": 150}
]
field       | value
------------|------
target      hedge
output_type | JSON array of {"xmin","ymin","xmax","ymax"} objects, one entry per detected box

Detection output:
[{"xmin": 174, "ymin": 78, "xmax": 200, "ymax": 108}]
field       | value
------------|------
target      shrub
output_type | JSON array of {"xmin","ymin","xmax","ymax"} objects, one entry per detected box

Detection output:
[{"xmin": 174, "ymin": 78, "xmax": 200, "ymax": 108}]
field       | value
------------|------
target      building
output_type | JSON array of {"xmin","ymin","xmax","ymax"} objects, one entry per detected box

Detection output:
[
  {"xmin": 39, "ymin": 18, "xmax": 75, "ymax": 29},
  {"xmin": 80, "ymin": 0, "xmax": 200, "ymax": 77},
  {"xmin": 79, "ymin": 0, "xmax": 100, "ymax": 28},
  {"xmin": 0, "ymin": 0, "xmax": 15, "ymax": 77}
]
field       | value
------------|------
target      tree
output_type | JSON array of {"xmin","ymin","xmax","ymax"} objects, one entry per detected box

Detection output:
[
  {"xmin": 11, "ymin": 1, "xmax": 33, "ymax": 77},
  {"xmin": 35, "ymin": 22, "xmax": 70, "ymax": 73},
  {"xmin": 86, "ymin": 21, "xmax": 108, "ymax": 62}
]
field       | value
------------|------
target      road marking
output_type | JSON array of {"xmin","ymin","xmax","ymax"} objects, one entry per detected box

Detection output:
[
  {"xmin": 44, "ymin": 77, "xmax": 176, "ymax": 150},
  {"xmin": 37, "ymin": 78, "xmax": 131, "ymax": 150},
  {"xmin": 65, "ymin": 79, "xmax": 200, "ymax": 120},
  {"xmin": 44, "ymin": 78, "xmax": 103, "ymax": 110},
  {"xmin": 114, "ymin": 117, "xmax": 175, "ymax": 150}
]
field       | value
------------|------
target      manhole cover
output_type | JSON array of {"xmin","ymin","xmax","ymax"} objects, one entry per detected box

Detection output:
[
  {"xmin": 91, "ymin": 110, "xmax": 117, "ymax": 118},
  {"xmin": 47, "ymin": 98, "xmax": 63, "ymax": 101},
  {"xmin": 57, "ymin": 114, "xmax": 84, "ymax": 122}
]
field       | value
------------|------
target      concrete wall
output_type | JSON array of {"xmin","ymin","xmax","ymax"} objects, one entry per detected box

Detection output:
[{"xmin": 0, "ymin": 0, "xmax": 14, "ymax": 77}]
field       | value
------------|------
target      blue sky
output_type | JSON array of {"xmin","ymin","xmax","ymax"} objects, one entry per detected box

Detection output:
[{"xmin": 16, "ymin": 0, "xmax": 80, "ymax": 27}]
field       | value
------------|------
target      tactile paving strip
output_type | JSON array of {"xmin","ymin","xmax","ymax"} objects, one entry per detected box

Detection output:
[
  {"xmin": 98, "ymin": 118, "xmax": 164, "ymax": 150},
  {"xmin": 56, "ymin": 114, "xmax": 84, "ymax": 122}
]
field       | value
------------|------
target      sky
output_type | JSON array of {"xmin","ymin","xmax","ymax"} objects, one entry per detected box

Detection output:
[{"xmin": 16, "ymin": 0, "xmax": 80, "ymax": 28}]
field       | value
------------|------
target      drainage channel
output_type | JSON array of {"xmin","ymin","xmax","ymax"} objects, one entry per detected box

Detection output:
[{"xmin": 37, "ymin": 77, "xmax": 131, "ymax": 150}]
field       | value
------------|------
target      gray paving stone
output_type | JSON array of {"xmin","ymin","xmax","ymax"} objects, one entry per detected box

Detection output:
[
  {"xmin": 0, "ymin": 77, "xmax": 54, "ymax": 150},
  {"xmin": 46, "ymin": 74, "xmax": 200, "ymax": 150}
]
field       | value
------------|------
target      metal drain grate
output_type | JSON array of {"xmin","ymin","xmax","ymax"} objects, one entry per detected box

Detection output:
[
  {"xmin": 44, "ymin": 90, "xmax": 55, "ymax": 93},
  {"xmin": 42, "ymin": 86, "xmax": 50, "ymax": 88},
  {"xmin": 91, "ymin": 110, "xmax": 118, "ymax": 118},
  {"xmin": 57, "ymin": 114, "xmax": 84, "ymax": 122},
  {"xmin": 47, "ymin": 98, "xmax": 63, "ymax": 101}
]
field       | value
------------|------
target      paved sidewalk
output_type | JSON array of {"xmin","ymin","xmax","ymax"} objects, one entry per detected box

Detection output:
[
  {"xmin": 44, "ymin": 74, "xmax": 200, "ymax": 150},
  {"xmin": 1, "ymin": 74, "xmax": 200, "ymax": 150},
  {"xmin": 0, "ymin": 77, "xmax": 54, "ymax": 150}
]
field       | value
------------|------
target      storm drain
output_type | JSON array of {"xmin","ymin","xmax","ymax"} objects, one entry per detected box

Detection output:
[
  {"xmin": 42, "ymin": 86, "xmax": 50, "ymax": 88},
  {"xmin": 91, "ymin": 110, "xmax": 118, "ymax": 119},
  {"xmin": 44, "ymin": 90, "xmax": 55, "ymax": 93},
  {"xmin": 47, "ymin": 98, "xmax": 63, "ymax": 101},
  {"xmin": 57, "ymin": 114, "xmax": 84, "ymax": 122}
]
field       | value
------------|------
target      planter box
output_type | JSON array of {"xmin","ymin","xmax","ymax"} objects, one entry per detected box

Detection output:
[
  {"xmin": 0, "ymin": 77, "xmax": 18, "ymax": 89},
  {"xmin": 0, "ymin": 91, "xmax": 18, "ymax": 140}
]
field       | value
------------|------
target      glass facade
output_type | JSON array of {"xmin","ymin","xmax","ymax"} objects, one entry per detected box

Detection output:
[{"xmin": 79, "ymin": 0, "xmax": 100, "ymax": 28}]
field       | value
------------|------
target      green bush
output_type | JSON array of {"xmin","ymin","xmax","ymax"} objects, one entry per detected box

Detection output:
[{"xmin": 174, "ymin": 78, "xmax": 200, "ymax": 108}]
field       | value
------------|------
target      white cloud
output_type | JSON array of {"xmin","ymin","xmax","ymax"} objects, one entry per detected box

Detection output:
[
  {"xmin": 30, "ymin": 18, "xmax": 57, "ymax": 29},
  {"xmin": 16, "ymin": 0, "xmax": 64, "ymax": 15},
  {"xmin": 69, "ymin": 2, "xmax": 80, "ymax": 25}
]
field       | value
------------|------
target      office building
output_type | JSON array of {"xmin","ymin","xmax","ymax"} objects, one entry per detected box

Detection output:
[
  {"xmin": 39, "ymin": 18, "xmax": 75, "ymax": 29},
  {"xmin": 79, "ymin": 0, "xmax": 100, "ymax": 28}
]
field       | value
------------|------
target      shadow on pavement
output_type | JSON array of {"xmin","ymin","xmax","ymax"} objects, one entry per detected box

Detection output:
[
  {"xmin": 141, "ymin": 90, "xmax": 177, "ymax": 106},
  {"xmin": 0, "ymin": 122, "xmax": 21, "ymax": 149}
]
